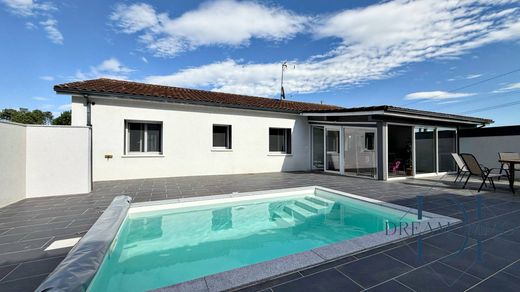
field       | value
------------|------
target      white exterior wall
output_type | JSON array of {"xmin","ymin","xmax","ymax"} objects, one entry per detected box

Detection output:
[
  {"xmin": 25, "ymin": 126, "xmax": 91, "ymax": 197},
  {"xmin": 72, "ymin": 96, "xmax": 311, "ymax": 181},
  {"xmin": 460, "ymin": 135, "xmax": 520, "ymax": 169},
  {"xmin": 0, "ymin": 121, "xmax": 26, "ymax": 207}
]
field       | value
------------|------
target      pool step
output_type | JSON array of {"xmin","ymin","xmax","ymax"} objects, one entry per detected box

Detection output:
[
  {"xmin": 295, "ymin": 199, "xmax": 330, "ymax": 214},
  {"xmin": 305, "ymin": 196, "xmax": 335, "ymax": 207},
  {"xmin": 283, "ymin": 204, "xmax": 316, "ymax": 220},
  {"xmin": 272, "ymin": 210, "xmax": 296, "ymax": 227}
]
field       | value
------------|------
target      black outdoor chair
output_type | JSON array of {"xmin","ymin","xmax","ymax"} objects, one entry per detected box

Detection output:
[
  {"xmin": 460, "ymin": 153, "xmax": 508, "ymax": 192},
  {"xmin": 451, "ymin": 153, "xmax": 469, "ymax": 183}
]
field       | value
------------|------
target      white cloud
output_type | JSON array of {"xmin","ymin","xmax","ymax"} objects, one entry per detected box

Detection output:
[
  {"xmin": 494, "ymin": 82, "xmax": 520, "ymax": 92},
  {"xmin": 143, "ymin": 0, "xmax": 520, "ymax": 97},
  {"xmin": 466, "ymin": 74, "xmax": 482, "ymax": 79},
  {"xmin": 40, "ymin": 18, "xmax": 63, "ymax": 44},
  {"xmin": 2, "ymin": 0, "xmax": 63, "ymax": 44},
  {"xmin": 74, "ymin": 58, "xmax": 134, "ymax": 80},
  {"xmin": 141, "ymin": 56, "xmax": 148, "ymax": 63},
  {"xmin": 1, "ymin": 0, "xmax": 54, "ymax": 16},
  {"xmin": 110, "ymin": 0, "xmax": 309, "ymax": 57},
  {"xmin": 110, "ymin": 3, "xmax": 159, "ymax": 33},
  {"xmin": 404, "ymin": 91, "xmax": 475, "ymax": 100},
  {"xmin": 32, "ymin": 96, "xmax": 49, "ymax": 101},
  {"xmin": 25, "ymin": 21, "xmax": 36, "ymax": 29},
  {"xmin": 39, "ymin": 75, "xmax": 54, "ymax": 81}
]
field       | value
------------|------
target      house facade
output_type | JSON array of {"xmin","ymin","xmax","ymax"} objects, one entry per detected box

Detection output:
[{"xmin": 56, "ymin": 78, "xmax": 492, "ymax": 182}]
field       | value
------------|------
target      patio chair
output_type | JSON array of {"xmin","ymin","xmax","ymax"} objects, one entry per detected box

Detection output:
[
  {"xmin": 460, "ymin": 153, "xmax": 508, "ymax": 192},
  {"xmin": 451, "ymin": 153, "xmax": 469, "ymax": 183},
  {"xmin": 498, "ymin": 152, "xmax": 520, "ymax": 180}
]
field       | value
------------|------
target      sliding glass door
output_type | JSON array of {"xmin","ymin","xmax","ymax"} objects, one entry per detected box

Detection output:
[
  {"xmin": 438, "ymin": 129, "xmax": 457, "ymax": 172},
  {"xmin": 344, "ymin": 127, "xmax": 377, "ymax": 178},
  {"xmin": 414, "ymin": 127, "xmax": 436, "ymax": 174},
  {"xmin": 325, "ymin": 129, "xmax": 341, "ymax": 172},
  {"xmin": 312, "ymin": 127, "xmax": 324, "ymax": 169}
]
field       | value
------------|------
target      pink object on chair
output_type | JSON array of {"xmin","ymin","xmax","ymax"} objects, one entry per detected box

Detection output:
[{"xmin": 390, "ymin": 160, "xmax": 401, "ymax": 174}]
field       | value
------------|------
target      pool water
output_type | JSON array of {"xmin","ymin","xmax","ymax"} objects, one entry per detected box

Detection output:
[{"xmin": 88, "ymin": 189, "xmax": 418, "ymax": 291}]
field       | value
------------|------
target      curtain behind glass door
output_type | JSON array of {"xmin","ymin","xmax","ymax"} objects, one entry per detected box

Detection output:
[
  {"xmin": 326, "ymin": 130, "xmax": 340, "ymax": 172},
  {"xmin": 344, "ymin": 128, "xmax": 377, "ymax": 178}
]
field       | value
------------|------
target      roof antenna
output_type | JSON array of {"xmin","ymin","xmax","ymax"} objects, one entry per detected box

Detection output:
[{"xmin": 280, "ymin": 61, "xmax": 288, "ymax": 100}]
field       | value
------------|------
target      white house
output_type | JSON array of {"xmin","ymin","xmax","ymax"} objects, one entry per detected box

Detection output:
[{"xmin": 55, "ymin": 78, "xmax": 492, "ymax": 182}]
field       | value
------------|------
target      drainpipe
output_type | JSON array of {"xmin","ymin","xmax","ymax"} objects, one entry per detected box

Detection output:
[{"xmin": 84, "ymin": 95, "xmax": 94, "ymax": 191}]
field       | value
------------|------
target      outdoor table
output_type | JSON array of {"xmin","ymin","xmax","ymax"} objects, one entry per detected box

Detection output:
[{"xmin": 499, "ymin": 158, "xmax": 520, "ymax": 194}]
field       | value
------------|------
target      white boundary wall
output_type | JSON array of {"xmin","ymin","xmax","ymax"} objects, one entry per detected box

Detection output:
[
  {"xmin": 0, "ymin": 121, "xmax": 91, "ymax": 206},
  {"xmin": 0, "ymin": 122, "xmax": 26, "ymax": 207},
  {"xmin": 72, "ymin": 96, "xmax": 311, "ymax": 181},
  {"xmin": 460, "ymin": 135, "xmax": 520, "ymax": 169},
  {"xmin": 26, "ymin": 126, "xmax": 91, "ymax": 197}
]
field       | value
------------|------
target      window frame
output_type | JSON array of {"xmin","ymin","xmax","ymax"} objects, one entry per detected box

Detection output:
[
  {"xmin": 268, "ymin": 127, "xmax": 292, "ymax": 154},
  {"xmin": 212, "ymin": 124, "xmax": 232, "ymax": 150},
  {"xmin": 125, "ymin": 120, "xmax": 163, "ymax": 155}
]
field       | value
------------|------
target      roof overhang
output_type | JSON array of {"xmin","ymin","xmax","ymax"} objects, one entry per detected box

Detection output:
[{"xmin": 301, "ymin": 110, "xmax": 491, "ymax": 126}]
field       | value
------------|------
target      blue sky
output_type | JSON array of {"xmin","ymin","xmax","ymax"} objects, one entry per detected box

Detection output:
[{"xmin": 1, "ymin": 0, "xmax": 520, "ymax": 125}]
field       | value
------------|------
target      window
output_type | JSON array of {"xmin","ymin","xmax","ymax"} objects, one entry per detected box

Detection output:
[
  {"xmin": 269, "ymin": 128, "xmax": 291, "ymax": 154},
  {"xmin": 213, "ymin": 125, "xmax": 232, "ymax": 149},
  {"xmin": 126, "ymin": 121, "xmax": 162, "ymax": 154},
  {"xmin": 364, "ymin": 132, "xmax": 375, "ymax": 150}
]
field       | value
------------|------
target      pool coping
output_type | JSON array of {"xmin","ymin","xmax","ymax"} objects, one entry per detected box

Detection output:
[{"xmin": 35, "ymin": 186, "xmax": 460, "ymax": 292}]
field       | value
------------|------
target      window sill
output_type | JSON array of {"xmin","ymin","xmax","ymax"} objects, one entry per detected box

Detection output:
[
  {"xmin": 211, "ymin": 148, "xmax": 233, "ymax": 152},
  {"xmin": 121, "ymin": 154, "xmax": 165, "ymax": 158},
  {"xmin": 268, "ymin": 153, "xmax": 293, "ymax": 157}
]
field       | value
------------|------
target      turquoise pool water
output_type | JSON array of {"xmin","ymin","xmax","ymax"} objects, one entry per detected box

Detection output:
[{"xmin": 88, "ymin": 189, "xmax": 418, "ymax": 291}]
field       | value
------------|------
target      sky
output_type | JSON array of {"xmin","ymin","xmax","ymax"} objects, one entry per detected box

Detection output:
[{"xmin": 0, "ymin": 0, "xmax": 520, "ymax": 125}]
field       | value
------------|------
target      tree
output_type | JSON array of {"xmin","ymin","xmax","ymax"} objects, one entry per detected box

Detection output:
[
  {"xmin": 52, "ymin": 110, "xmax": 71, "ymax": 125},
  {"xmin": 0, "ymin": 108, "xmax": 53, "ymax": 124}
]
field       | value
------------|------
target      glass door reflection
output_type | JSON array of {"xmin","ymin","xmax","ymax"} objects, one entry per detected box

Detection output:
[{"xmin": 326, "ymin": 129, "xmax": 340, "ymax": 172}]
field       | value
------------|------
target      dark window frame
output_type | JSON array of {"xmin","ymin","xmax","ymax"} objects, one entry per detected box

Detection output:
[
  {"xmin": 269, "ymin": 128, "xmax": 292, "ymax": 154},
  {"xmin": 212, "ymin": 124, "xmax": 232, "ymax": 149},
  {"xmin": 125, "ymin": 120, "xmax": 163, "ymax": 155}
]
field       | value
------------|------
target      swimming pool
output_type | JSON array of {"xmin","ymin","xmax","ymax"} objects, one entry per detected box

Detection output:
[{"xmin": 37, "ymin": 186, "xmax": 459, "ymax": 292}]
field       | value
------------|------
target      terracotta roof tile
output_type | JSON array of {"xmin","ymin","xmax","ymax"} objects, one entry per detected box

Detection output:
[{"xmin": 54, "ymin": 78, "xmax": 343, "ymax": 113}]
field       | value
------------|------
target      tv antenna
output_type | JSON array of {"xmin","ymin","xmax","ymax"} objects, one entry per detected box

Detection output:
[{"xmin": 280, "ymin": 61, "xmax": 288, "ymax": 100}]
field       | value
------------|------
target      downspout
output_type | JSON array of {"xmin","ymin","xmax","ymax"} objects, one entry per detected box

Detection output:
[{"xmin": 84, "ymin": 95, "xmax": 93, "ymax": 191}]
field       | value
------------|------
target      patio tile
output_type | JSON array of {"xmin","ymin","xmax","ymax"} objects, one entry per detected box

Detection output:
[
  {"xmin": 469, "ymin": 271, "xmax": 520, "ymax": 292},
  {"xmin": 422, "ymin": 231, "xmax": 476, "ymax": 253},
  {"xmin": 364, "ymin": 280, "xmax": 413, "ymax": 291},
  {"xmin": 396, "ymin": 262, "xmax": 480, "ymax": 292},
  {"xmin": 236, "ymin": 272, "xmax": 301, "ymax": 292},
  {"xmin": 440, "ymin": 247, "xmax": 511, "ymax": 279},
  {"xmin": 299, "ymin": 256, "xmax": 357, "ymax": 276},
  {"xmin": 336, "ymin": 253, "xmax": 412, "ymax": 288},
  {"xmin": 502, "ymin": 260, "xmax": 520, "ymax": 279},
  {"xmin": 479, "ymin": 237, "xmax": 520, "ymax": 261},
  {"xmin": 383, "ymin": 240, "xmax": 450, "ymax": 268},
  {"xmin": 272, "ymin": 269, "xmax": 362, "ymax": 292},
  {"xmin": 0, "ymin": 274, "xmax": 48, "ymax": 292},
  {"xmin": 0, "ymin": 238, "xmax": 51, "ymax": 254},
  {"xmin": 0, "ymin": 233, "xmax": 26, "ymax": 245},
  {"xmin": 1, "ymin": 256, "xmax": 65, "ymax": 282},
  {"xmin": 0, "ymin": 264, "xmax": 18, "ymax": 281}
]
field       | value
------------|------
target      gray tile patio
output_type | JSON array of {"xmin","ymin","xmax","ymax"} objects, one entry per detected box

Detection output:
[{"xmin": 0, "ymin": 172, "xmax": 519, "ymax": 291}]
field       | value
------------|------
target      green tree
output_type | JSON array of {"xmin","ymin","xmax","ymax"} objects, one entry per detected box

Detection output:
[
  {"xmin": 0, "ymin": 108, "xmax": 54, "ymax": 124},
  {"xmin": 52, "ymin": 110, "xmax": 71, "ymax": 125}
]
